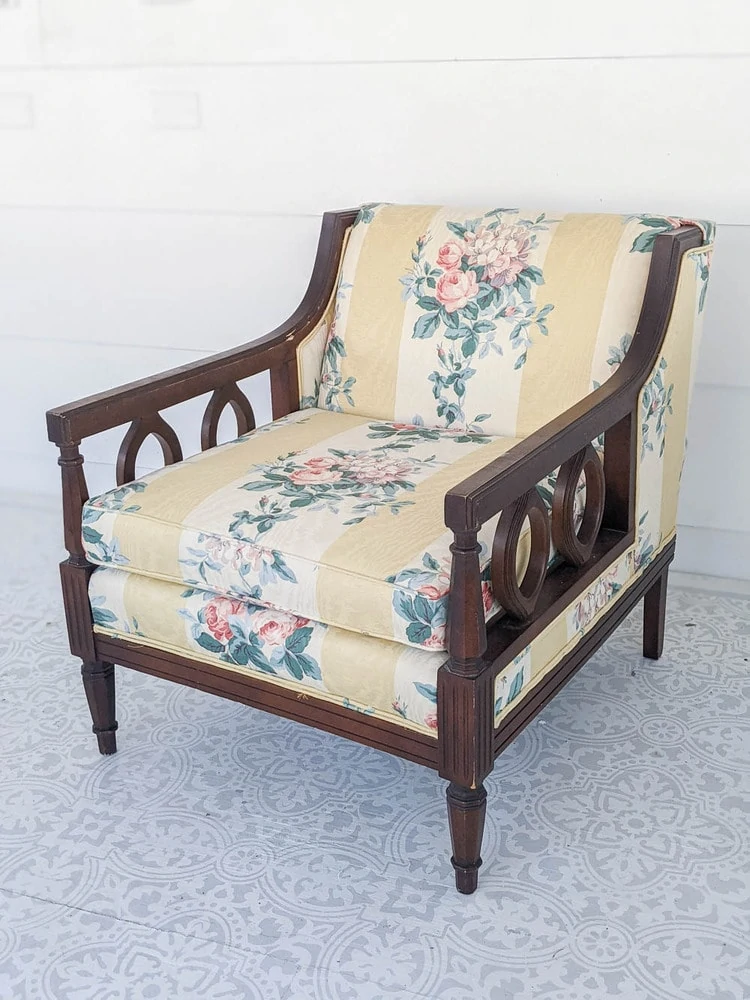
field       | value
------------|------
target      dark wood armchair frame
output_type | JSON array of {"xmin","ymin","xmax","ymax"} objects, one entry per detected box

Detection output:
[{"xmin": 47, "ymin": 211, "xmax": 704, "ymax": 894}]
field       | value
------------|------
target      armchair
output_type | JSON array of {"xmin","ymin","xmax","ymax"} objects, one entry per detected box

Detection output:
[{"xmin": 47, "ymin": 204, "xmax": 713, "ymax": 893}]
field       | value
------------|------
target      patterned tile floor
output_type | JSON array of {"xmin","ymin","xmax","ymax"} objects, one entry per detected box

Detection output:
[{"xmin": 1, "ymin": 494, "xmax": 749, "ymax": 1000}]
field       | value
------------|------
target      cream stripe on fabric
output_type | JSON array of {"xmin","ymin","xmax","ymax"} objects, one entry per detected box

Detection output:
[
  {"xmin": 392, "ymin": 208, "xmax": 558, "ymax": 437},
  {"xmin": 515, "ymin": 214, "xmax": 625, "ymax": 438},
  {"xmin": 115, "ymin": 410, "xmax": 365, "ymax": 581},
  {"xmin": 659, "ymin": 261, "xmax": 699, "ymax": 541},
  {"xmin": 319, "ymin": 626, "xmax": 404, "ymax": 717},
  {"xmin": 334, "ymin": 205, "xmax": 437, "ymax": 422},
  {"xmin": 587, "ymin": 218, "xmax": 652, "ymax": 388},
  {"xmin": 315, "ymin": 435, "xmax": 519, "ymax": 641},
  {"xmin": 123, "ymin": 572, "xmax": 191, "ymax": 649}
]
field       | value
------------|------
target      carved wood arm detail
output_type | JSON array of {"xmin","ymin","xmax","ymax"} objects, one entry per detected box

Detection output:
[
  {"xmin": 116, "ymin": 413, "xmax": 184, "ymax": 486},
  {"xmin": 441, "ymin": 225, "xmax": 703, "ymax": 684},
  {"xmin": 444, "ymin": 226, "xmax": 702, "ymax": 535},
  {"xmin": 200, "ymin": 383, "xmax": 256, "ymax": 451}
]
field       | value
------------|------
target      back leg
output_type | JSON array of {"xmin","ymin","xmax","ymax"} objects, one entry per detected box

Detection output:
[{"xmin": 643, "ymin": 567, "xmax": 668, "ymax": 660}]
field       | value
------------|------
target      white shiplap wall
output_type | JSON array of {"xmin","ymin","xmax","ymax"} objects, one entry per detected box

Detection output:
[{"xmin": 2, "ymin": 1, "xmax": 749, "ymax": 578}]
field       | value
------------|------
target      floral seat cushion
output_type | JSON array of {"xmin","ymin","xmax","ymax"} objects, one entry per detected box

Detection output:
[
  {"xmin": 88, "ymin": 543, "xmax": 635, "ymax": 735},
  {"xmin": 82, "ymin": 408, "xmax": 570, "ymax": 651}
]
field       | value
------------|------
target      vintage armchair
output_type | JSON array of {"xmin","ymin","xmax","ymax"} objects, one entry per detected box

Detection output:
[{"xmin": 47, "ymin": 204, "xmax": 713, "ymax": 893}]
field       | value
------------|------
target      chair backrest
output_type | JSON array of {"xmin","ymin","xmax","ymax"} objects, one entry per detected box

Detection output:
[{"xmin": 317, "ymin": 204, "xmax": 709, "ymax": 439}]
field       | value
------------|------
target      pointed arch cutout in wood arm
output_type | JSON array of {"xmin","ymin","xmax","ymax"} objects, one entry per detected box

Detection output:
[
  {"xmin": 200, "ymin": 383, "xmax": 256, "ymax": 451},
  {"xmin": 46, "ymin": 208, "xmax": 359, "ymax": 447},
  {"xmin": 444, "ymin": 226, "xmax": 704, "ymax": 533},
  {"xmin": 116, "ymin": 413, "xmax": 183, "ymax": 485}
]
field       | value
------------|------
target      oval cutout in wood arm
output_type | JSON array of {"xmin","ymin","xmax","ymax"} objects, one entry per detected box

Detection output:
[
  {"xmin": 491, "ymin": 488, "xmax": 551, "ymax": 621},
  {"xmin": 551, "ymin": 444, "xmax": 605, "ymax": 567},
  {"xmin": 116, "ymin": 414, "xmax": 183, "ymax": 486},
  {"xmin": 200, "ymin": 383, "xmax": 256, "ymax": 451}
]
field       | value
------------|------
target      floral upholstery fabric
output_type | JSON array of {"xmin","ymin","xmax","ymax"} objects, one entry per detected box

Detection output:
[
  {"xmin": 82, "ymin": 408, "xmax": 583, "ymax": 651},
  {"xmin": 316, "ymin": 205, "xmax": 713, "ymax": 439},
  {"xmin": 85, "ymin": 205, "xmax": 713, "ymax": 735},
  {"xmin": 89, "ymin": 544, "xmax": 635, "ymax": 736},
  {"xmin": 83, "ymin": 410, "xmax": 513, "ymax": 650}
]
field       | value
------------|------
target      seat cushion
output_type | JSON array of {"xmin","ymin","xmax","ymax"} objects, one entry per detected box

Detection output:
[
  {"xmin": 317, "ymin": 204, "xmax": 710, "ymax": 440},
  {"xmin": 88, "ymin": 544, "xmax": 636, "ymax": 735},
  {"xmin": 82, "ymin": 409, "xmax": 572, "ymax": 651}
]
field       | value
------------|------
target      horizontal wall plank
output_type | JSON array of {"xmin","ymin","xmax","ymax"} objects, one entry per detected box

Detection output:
[
  {"xmin": 25, "ymin": 1, "xmax": 750, "ymax": 66},
  {"xmin": 0, "ymin": 209, "xmax": 319, "ymax": 353},
  {"xmin": 0, "ymin": 59, "xmax": 747, "ymax": 222}
]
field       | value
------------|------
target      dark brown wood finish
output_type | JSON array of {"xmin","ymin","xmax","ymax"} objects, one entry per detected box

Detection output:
[
  {"xmin": 81, "ymin": 660, "xmax": 118, "ymax": 755},
  {"xmin": 46, "ymin": 212, "xmax": 703, "ymax": 895},
  {"xmin": 116, "ymin": 413, "xmax": 183, "ymax": 486},
  {"xmin": 491, "ymin": 488, "xmax": 551, "ymax": 620},
  {"xmin": 643, "ymin": 565, "xmax": 669, "ymax": 660},
  {"xmin": 494, "ymin": 540, "xmax": 675, "ymax": 758},
  {"xmin": 551, "ymin": 444, "xmax": 605, "ymax": 567},
  {"xmin": 447, "ymin": 782, "xmax": 487, "ymax": 894},
  {"xmin": 200, "ymin": 383, "xmax": 256, "ymax": 451},
  {"xmin": 94, "ymin": 634, "xmax": 440, "ymax": 768}
]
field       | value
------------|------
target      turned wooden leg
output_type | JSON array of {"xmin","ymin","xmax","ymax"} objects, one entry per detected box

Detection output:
[
  {"xmin": 81, "ymin": 660, "xmax": 118, "ymax": 755},
  {"xmin": 446, "ymin": 781, "xmax": 487, "ymax": 894},
  {"xmin": 643, "ymin": 568, "xmax": 668, "ymax": 660}
]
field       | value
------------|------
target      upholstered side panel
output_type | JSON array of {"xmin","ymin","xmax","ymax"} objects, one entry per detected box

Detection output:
[
  {"xmin": 317, "ymin": 205, "xmax": 711, "ymax": 438},
  {"xmin": 295, "ymin": 225, "xmax": 352, "ymax": 409},
  {"xmin": 634, "ymin": 243, "xmax": 712, "ymax": 570}
]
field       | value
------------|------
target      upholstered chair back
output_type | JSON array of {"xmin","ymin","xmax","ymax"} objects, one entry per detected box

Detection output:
[{"xmin": 315, "ymin": 204, "xmax": 709, "ymax": 440}]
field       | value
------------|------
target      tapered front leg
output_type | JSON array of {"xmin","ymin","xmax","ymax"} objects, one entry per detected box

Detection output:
[
  {"xmin": 643, "ymin": 567, "xmax": 668, "ymax": 660},
  {"xmin": 447, "ymin": 782, "xmax": 487, "ymax": 894},
  {"xmin": 81, "ymin": 660, "xmax": 118, "ymax": 754}
]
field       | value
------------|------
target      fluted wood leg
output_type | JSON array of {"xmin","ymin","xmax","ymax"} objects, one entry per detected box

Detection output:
[
  {"xmin": 643, "ymin": 568, "xmax": 668, "ymax": 660},
  {"xmin": 81, "ymin": 660, "xmax": 118, "ymax": 755},
  {"xmin": 446, "ymin": 781, "xmax": 487, "ymax": 894}
]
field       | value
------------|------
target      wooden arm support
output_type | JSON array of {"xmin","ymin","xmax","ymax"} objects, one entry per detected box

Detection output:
[
  {"xmin": 438, "ymin": 225, "xmax": 704, "ymax": 786},
  {"xmin": 444, "ymin": 226, "xmax": 703, "ymax": 534}
]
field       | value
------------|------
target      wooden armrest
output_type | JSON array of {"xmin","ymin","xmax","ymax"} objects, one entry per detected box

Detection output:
[
  {"xmin": 444, "ymin": 225, "xmax": 703, "ymax": 532},
  {"xmin": 46, "ymin": 209, "xmax": 357, "ymax": 446}
]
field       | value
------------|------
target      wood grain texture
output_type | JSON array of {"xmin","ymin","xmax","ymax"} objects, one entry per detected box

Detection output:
[
  {"xmin": 551, "ymin": 444, "xmax": 605, "ymax": 567},
  {"xmin": 116, "ymin": 413, "xmax": 183, "ymax": 486},
  {"xmin": 643, "ymin": 566, "xmax": 669, "ymax": 660},
  {"xmin": 446, "ymin": 782, "xmax": 487, "ymax": 895},
  {"xmin": 200, "ymin": 383, "xmax": 256, "ymax": 451},
  {"xmin": 81, "ymin": 660, "xmax": 118, "ymax": 756},
  {"xmin": 491, "ymin": 488, "xmax": 551, "ymax": 620}
]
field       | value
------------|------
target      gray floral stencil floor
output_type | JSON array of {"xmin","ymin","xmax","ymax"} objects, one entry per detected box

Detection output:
[{"xmin": 1, "ymin": 495, "xmax": 749, "ymax": 1000}]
